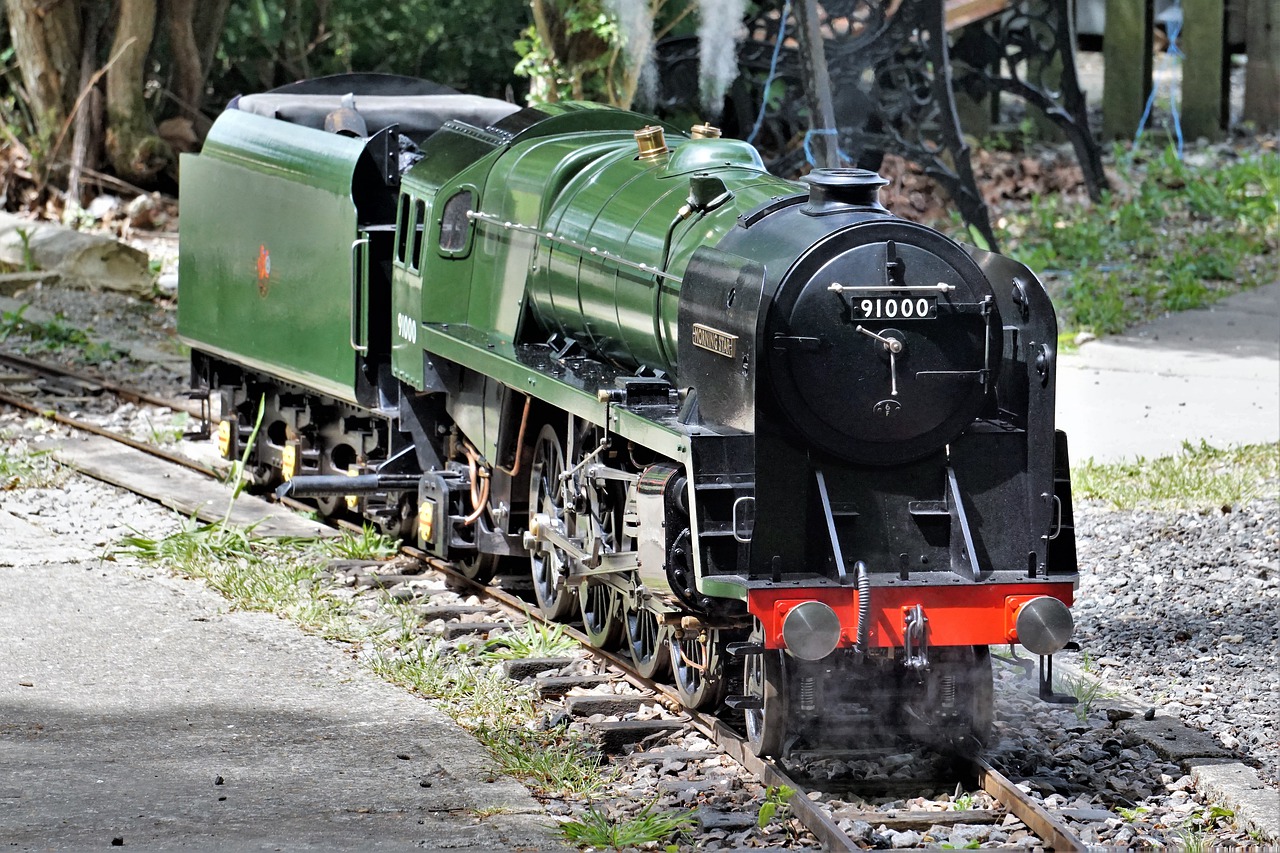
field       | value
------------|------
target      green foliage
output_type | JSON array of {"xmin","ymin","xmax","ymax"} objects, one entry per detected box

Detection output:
[
  {"xmin": 476, "ymin": 724, "xmax": 610, "ymax": 796},
  {"xmin": 1058, "ymin": 661, "xmax": 1114, "ymax": 722},
  {"xmin": 559, "ymin": 801, "xmax": 696, "ymax": 849},
  {"xmin": 119, "ymin": 517, "xmax": 260, "ymax": 565},
  {"xmin": 514, "ymin": 2, "xmax": 618, "ymax": 104},
  {"xmin": 480, "ymin": 619, "xmax": 578, "ymax": 660},
  {"xmin": 116, "ymin": 519, "xmax": 361, "ymax": 637},
  {"xmin": 1176, "ymin": 826, "xmax": 1207, "ymax": 853},
  {"xmin": 0, "ymin": 445, "xmax": 62, "ymax": 490},
  {"xmin": 0, "ymin": 304, "xmax": 125, "ymax": 362},
  {"xmin": 1073, "ymin": 441, "xmax": 1279, "ymax": 511},
  {"xmin": 13, "ymin": 227, "xmax": 35, "ymax": 271},
  {"xmin": 224, "ymin": 396, "xmax": 267, "ymax": 506},
  {"xmin": 143, "ymin": 412, "xmax": 189, "ymax": 445},
  {"xmin": 1002, "ymin": 145, "xmax": 1280, "ymax": 337},
  {"xmin": 1117, "ymin": 805, "xmax": 1152, "ymax": 822},
  {"xmin": 214, "ymin": 0, "xmax": 527, "ymax": 100},
  {"xmin": 757, "ymin": 784, "xmax": 796, "ymax": 829},
  {"xmin": 322, "ymin": 525, "xmax": 400, "ymax": 560},
  {"xmin": 373, "ymin": 641, "xmax": 608, "ymax": 796}
]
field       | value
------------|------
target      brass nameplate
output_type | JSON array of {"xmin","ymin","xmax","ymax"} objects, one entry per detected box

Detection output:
[{"xmin": 691, "ymin": 323, "xmax": 737, "ymax": 359}]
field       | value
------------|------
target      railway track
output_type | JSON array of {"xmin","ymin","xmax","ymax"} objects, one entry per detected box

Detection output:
[{"xmin": 1, "ymin": 354, "xmax": 1087, "ymax": 849}]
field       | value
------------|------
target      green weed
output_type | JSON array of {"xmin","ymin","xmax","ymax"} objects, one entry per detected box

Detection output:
[
  {"xmin": 0, "ymin": 445, "xmax": 62, "ymax": 489},
  {"xmin": 372, "ymin": 640, "xmax": 481, "ymax": 702},
  {"xmin": 322, "ymin": 525, "xmax": 400, "ymax": 560},
  {"xmin": 1176, "ymin": 826, "xmax": 1207, "ymax": 853},
  {"xmin": 14, "ymin": 226, "xmax": 35, "ymax": 271},
  {"xmin": 1073, "ymin": 441, "xmax": 1279, "ymax": 510},
  {"xmin": 1117, "ymin": 805, "xmax": 1152, "ymax": 822},
  {"xmin": 143, "ymin": 412, "xmax": 189, "ymax": 445},
  {"xmin": 481, "ymin": 619, "xmax": 578, "ymax": 660},
  {"xmin": 0, "ymin": 304, "xmax": 124, "ymax": 362},
  {"xmin": 757, "ymin": 784, "xmax": 797, "ymax": 829},
  {"xmin": 477, "ymin": 724, "xmax": 609, "ymax": 796},
  {"xmin": 1057, "ymin": 653, "xmax": 1115, "ymax": 721},
  {"xmin": 1000, "ymin": 145, "xmax": 1280, "ymax": 338},
  {"xmin": 559, "ymin": 801, "xmax": 696, "ymax": 849},
  {"xmin": 118, "ymin": 517, "xmax": 259, "ymax": 564}
]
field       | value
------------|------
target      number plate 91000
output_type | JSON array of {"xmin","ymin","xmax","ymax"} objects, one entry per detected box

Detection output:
[{"xmin": 854, "ymin": 296, "xmax": 937, "ymax": 320}]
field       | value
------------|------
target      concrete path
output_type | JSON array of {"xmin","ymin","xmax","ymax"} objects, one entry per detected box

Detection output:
[
  {"xmin": 0, "ymin": 510, "xmax": 562, "ymax": 851},
  {"xmin": 1056, "ymin": 282, "xmax": 1280, "ymax": 462}
]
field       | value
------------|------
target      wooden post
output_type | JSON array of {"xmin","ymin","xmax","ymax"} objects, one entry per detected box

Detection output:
[
  {"xmin": 1244, "ymin": 0, "xmax": 1280, "ymax": 129},
  {"xmin": 793, "ymin": 0, "xmax": 840, "ymax": 168},
  {"xmin": 1103, "ymin": 0, "xmax": 1155, "ymax": 139},
  {"xmin": 1183, "ymin": 0, "xmax": 1228, "ymax": 139}
]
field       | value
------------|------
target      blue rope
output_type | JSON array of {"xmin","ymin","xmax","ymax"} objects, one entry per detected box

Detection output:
[
  {"xmin": 746, "ymin": 0, "xmax": 792, "ymax": 145},
  {"xmin": 1134, "ymin": 4, "xmax": 1185, "ymax": 157},
  {"xmin": 802, "ymin": 128, "xmax": 853, "ymax": 168}
]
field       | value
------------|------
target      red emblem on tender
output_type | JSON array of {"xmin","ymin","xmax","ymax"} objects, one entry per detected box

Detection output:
[{"xmin": 256, "ymin": 244, "xmax": 271, "ymax": 296}]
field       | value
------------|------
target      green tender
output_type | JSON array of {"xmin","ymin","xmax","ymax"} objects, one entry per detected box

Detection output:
[{"xmin": 177, "ymin": 109, "xmax": 369, "ymax": 403}]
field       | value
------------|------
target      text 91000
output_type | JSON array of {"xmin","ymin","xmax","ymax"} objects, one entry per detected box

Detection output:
[{"xmin": 854, "ymin": 297, "xmax": 936, "ymax": 320}]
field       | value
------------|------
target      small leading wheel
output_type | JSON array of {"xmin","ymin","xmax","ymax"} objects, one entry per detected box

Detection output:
[
  {"xmin": 579, "ymin": 581, "xmax": 625, "ymax": 649},
  {"xmin": 669, "ymin": 627, "xmax": 727, "ymax": 710},
  {"xmin": 528, "ymin": 424, "xmax": 576, "ymax": 621},
  {"xmin": 626, "ymin": 603, "xmax": 671, "ymax": 680},
  {"xmin": 744, "ymin": 633, "xmax": 789, "ymax": 757},
  {"xmin": 455, "ymin": 552, "xmax": 500, "ymax": 584}
]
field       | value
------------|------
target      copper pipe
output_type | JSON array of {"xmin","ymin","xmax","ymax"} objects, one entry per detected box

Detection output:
[
  {"xmin": 497, "ymin": 394, "xmax": 532, "ymax": 476},
  {"xmin": 463, "ymin": 466, "xmax": 490, "ymax": 526},
  {"xmin": 462, "ymin": 441, "xmax": 490, "ymax": 526}
]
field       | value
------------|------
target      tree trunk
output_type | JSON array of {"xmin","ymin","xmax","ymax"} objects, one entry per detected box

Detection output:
[
  {"xmin": 105, "ymin": 0, "xmax": 169, "ymax": 184},
  {"xmin": 529, "ymin": 0, "xmax": 563, "ymax": 103},
  {"xmin": 3, "ymin": 0, "xmax": 82, "ymax": 150},
  {"xmin": 192, "ymin": 0, "xmax": 232, "ymax": 80},
  {"xmin": 165, "ymin": 0, "xmax": 202, "ymax": 119},
  {"xmin": 1243, "ymin": 0, "xmax": 1280, "ymax": 130},
  {"xmin": 68, "ymin": 2, "xmax": 109, "ymax": 205},
  {"xmin": 164, "ymin": 0, "xmax": 230, "ymax": 139}
]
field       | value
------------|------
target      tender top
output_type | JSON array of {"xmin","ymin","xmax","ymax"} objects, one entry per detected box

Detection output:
[{"xmin": 233, "ymin": 92, "xmax": 520, "ymax": 139}]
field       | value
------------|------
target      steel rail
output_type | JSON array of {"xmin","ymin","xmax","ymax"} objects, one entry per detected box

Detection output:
[
  {"xmin": 0, "ymin": 352, "xmax": 202, "ymax": 416},
  {"xmin": 398, "ymin": 545, "xmax": 859, "ymax": 851},
  {"xmin": 0, "ymin": 387, "xmax": 219, "ymax": 478},
  {"xmin": 400, "ymin": 549, "xmax": 1082, "ymax": 851},
  {"xmin": 973, "ymin": 756, "xmax": 1083, "ymax": 850}
]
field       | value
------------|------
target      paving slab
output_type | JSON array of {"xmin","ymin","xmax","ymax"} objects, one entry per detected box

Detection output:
[
  {"xmin": 0, "ymin": 516, "xmax": 563, "ymax": 851},
  {"xmin": 1057, "ymin": 282, "xmax": 1280, "ymax": 462},
  {"xmin": 1188, "ymin": 759, "xmax": 1280, "ymax": 842},
  {"xmin": 44, "ymin": 433, "xmax": 336, "ymax": 539}
]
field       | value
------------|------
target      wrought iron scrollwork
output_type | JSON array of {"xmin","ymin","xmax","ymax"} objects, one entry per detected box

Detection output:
[
  {"xmin": 655, "ymin": 0, "xmax": 1110, "ymax": 249},
  {"xmin": 949, "ymin": 0, "xmax": 1109, "ymax": 201}
]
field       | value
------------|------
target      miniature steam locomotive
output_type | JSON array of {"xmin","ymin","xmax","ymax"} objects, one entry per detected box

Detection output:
[{"xmin": 178, "ymin": 74, "xmax": 1079, "ymax": 756}]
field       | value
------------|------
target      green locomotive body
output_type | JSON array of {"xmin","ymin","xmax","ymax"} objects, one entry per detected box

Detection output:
[{"xmin": 179, "ymin": 75, "xmax": 1080, "ymax": 755}]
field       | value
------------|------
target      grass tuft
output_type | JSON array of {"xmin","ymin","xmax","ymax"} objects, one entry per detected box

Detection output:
[
  {"xmin": 559, "ymin": 801, "xmax": 696, "ymax": 849},
  {"xmin": 0, "ymin": 445, "xmax": 63, "ymax": 490},
  {"xmin": 1000, "ymin": 145, "xmax": 1279, "ymax": 338},
  {"xmin": 0, "ymin": 303, "xmax": 125, "ymax": 362},
  {"xmin": 481, "ymin": 619, "xmax": 578, "ymax": 661},
  {"xmin": 478, "ymin": 725, "xmax": 610, "ymax": 796},
  {"xmin": 322, "ymin": 525, "xmax": 400, "ymax": 560},
  {"xmin": 1072, "ymin": 441, "xmax": 1279, "ymax": 511}
]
